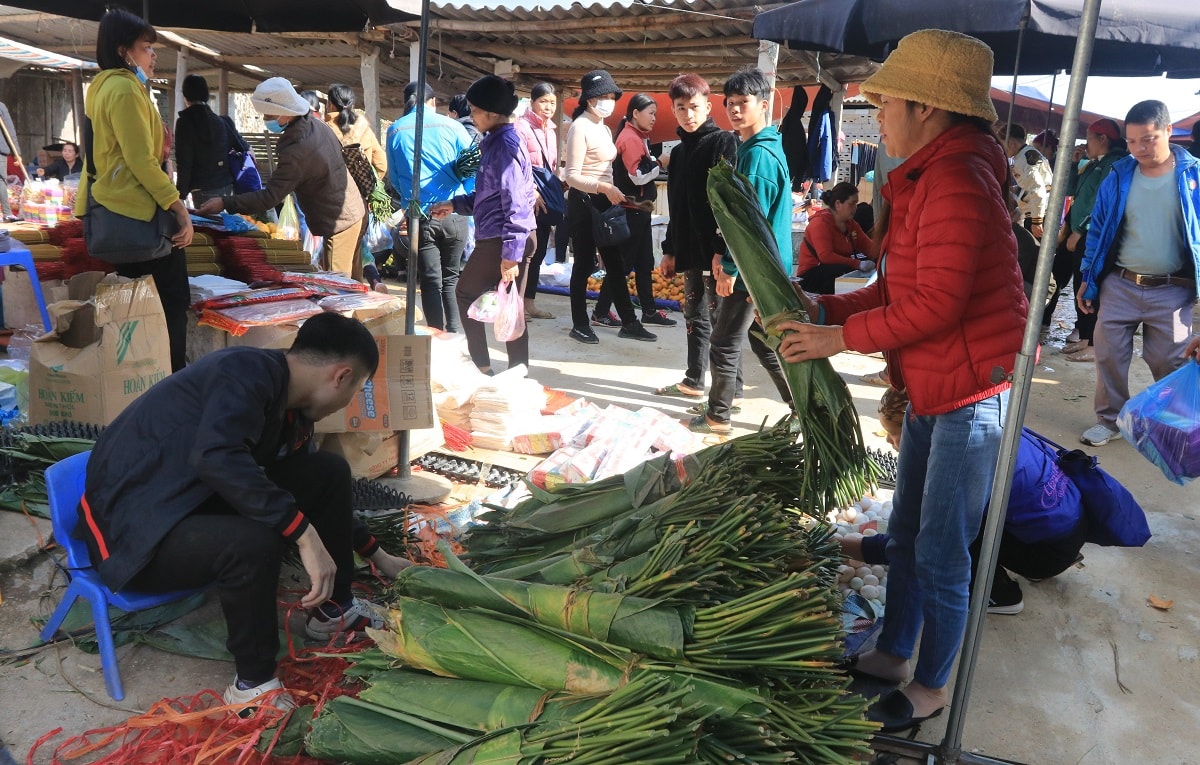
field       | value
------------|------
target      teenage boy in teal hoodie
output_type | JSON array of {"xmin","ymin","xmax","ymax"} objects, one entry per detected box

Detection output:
[{"xmin": 689, "ymin": 68, "xmax": 793, "ymax": 434}]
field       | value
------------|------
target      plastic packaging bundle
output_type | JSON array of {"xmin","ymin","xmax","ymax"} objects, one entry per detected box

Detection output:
[{"xmin": 1117, "ymin": 361, "xmax": 1200, "ymax": 485}]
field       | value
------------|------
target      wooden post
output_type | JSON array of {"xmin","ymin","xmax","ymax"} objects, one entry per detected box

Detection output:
[
  {"xmin": 71, "ymin": 68, "xmax": 85, "ymax": 144},
  {"xmin": 757, "ymin": 40, "xmax": 779, "ymax": 125},
  {"xmin": 360, "ymin": 44, "xmax": 381, "ymax": 137},
  {"xmin": 829, "ymin": 83, "xmax": 847, "ymax": 183},
  {"xmin": 173, "ymin": 47, "xmax": 189, "ymax": 122},
  {"xmin": 218, "ymin": 68, "xmax": 229, "ymax": 117}
]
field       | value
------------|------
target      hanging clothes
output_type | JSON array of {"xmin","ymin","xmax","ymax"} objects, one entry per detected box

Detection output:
[
  {"xmin": 851, "ymin": 141, "xmax": 878, "ymax": 186},
  {"xmin": 806, "ymin": 85, "xmax": 835, "ymax": 184},
  {"xmin": 779, "ymin": 85, "xmax": 810, "ymax": 192}
]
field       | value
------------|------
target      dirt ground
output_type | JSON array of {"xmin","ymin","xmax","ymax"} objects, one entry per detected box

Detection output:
[{"xmin": 1, "ymin": 288, "xmax": 1197, "ymax": 765}]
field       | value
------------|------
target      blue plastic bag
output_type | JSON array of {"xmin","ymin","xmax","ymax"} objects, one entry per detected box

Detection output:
[{"xmin": 1117, "ymin": 360, "xmax": 1200, "ymax": 485}]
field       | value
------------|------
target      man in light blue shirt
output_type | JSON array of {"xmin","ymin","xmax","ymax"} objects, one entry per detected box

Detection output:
[{"xmin": 386, "ymin": 82, "xmax": 474, "ymax": 331}]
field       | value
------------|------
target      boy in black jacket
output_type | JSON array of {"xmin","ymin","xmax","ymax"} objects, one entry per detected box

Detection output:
[{"xmin": 655, "ymin": 73, "xmax": 739, "ymax": 400}]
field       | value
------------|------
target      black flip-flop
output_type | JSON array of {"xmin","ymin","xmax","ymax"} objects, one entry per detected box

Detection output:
[
  {"xmin": 836, "ymin": 654, "xmax": 903, "ymax": 686},
  {"xmin": 867, "ymin": 689, "xmax": 945, "ymax": 733}
]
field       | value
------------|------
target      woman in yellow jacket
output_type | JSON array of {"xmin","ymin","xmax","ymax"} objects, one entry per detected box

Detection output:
[{"xmin": 77, "ymin": 8, "xmax": 193, "ymax": 371}]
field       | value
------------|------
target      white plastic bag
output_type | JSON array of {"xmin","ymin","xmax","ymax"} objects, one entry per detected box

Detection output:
[
  {"xmin": 364, "ymin": 215, "xmax": 393, "ymax": 253},
  {"xmin": 493, "ymin": 280, "xmax": 526, "ymax": 342},
  {"xmin": 468, "ymin": 290, "xmax": 500, "ymax": 323}
]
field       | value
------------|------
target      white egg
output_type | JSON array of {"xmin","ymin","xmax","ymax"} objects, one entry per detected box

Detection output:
[
  {"xmin": 870, "ymin": 565, "xmax": 887, "ymax": 578},
  {"xmin": 860, "ymin": 585, "xmax": 879, "ymax": 600},
  {"xmin": 881, "ymin": 500, "xmax": 893, "ymax": 511},
  {"xmin": 856, "ymin": 566, "xmax": 872, "ymax": 579},
  {"xmin": 842, "ymin": 507, "xmax": 858, "ymax": 523},
  {"xmin": 846, "ymin": 532, "xmax": 863, "ymax": 542},
  {"xmin": 863, "ymin": 528, "xmax": 878, "ymax": 537},
  {"xmin": 850, "ymin": 577, "xmax": 864, "ymax": 590},
  {"xmin": 859, "ymin": 497, "xmax": 873, "ymax": 510},
  {"xmin": 866, "ymin": 511, "xmax": 880, "ymax": 521},
  {"xmin": 863, "ymin": 574, "xmax": 879, "ymax": 586}
]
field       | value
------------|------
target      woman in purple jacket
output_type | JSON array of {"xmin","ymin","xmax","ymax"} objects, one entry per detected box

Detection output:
[{"xmin": 433, "ymin": 76, "xmax": 536, "ymax": 374}]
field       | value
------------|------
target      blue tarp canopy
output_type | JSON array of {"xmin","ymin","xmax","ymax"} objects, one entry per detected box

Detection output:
[{"xmin": 754, "ymin": 0, "xmax": 1200, "ymax": 77}]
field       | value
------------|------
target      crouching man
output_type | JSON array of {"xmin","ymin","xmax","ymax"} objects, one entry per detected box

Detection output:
[{"xmin": 78, "ymin": 312, "xmax": 411, "ymax": 709}]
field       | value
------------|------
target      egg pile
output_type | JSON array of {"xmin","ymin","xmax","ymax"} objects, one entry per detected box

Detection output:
[{"xmin": 829, "ymin": 493, "xmax": 894, "ymax": 611}]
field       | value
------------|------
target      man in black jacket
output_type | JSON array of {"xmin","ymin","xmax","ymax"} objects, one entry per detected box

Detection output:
[
  {"xmin": 80, "ymin": 313, "xmax": 410, "ymax": 710},
  {"xmin": 655, "ymin": 73, "xmax": 739, "ymax": 400}
]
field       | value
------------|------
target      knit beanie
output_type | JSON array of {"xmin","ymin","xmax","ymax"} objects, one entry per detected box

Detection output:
[
  {"xmin": 860, "ymin": 30, "xmax": 998, "ymax": 122},
  {"xmin": 466, "ymin": 75, "xmax": 518, "ymax": 116}
]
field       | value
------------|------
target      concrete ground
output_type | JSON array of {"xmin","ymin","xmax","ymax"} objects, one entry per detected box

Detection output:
[{"xmin": 1, "ymin": 288, "xmax": 1198, "ymax": 765}]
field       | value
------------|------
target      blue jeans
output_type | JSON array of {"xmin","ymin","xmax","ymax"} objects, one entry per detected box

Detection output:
[{"xmin": 878, "ymin": 391, "xmax": 1008, "ymax": 689}]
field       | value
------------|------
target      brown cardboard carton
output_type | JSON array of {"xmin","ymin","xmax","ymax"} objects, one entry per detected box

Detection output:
[
  {"xmin": 315, "ymin": 333, "xmax": 433, "ymax": 433},
  {"xmin": 29, "ymin": 273, "xmax": 172, "ymax": 426},
  {"xmin": 2, "ymin": 267, "xmax": 68, "ymax": 331}
]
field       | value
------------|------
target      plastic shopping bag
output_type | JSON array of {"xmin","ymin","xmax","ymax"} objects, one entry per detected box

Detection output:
[
  {"xmin": 467, "ymin": 290, "xmax": 500, "ymax": 323},
  {"xmin": 364, "ymin": 215, "xmax": 393, "ymax": 253},
  {"xmin": 494, "ymin": 280, "xmax": 526, "ymax": 342},
  {"xmin": 1117, "ymin": 360, "xmax": 1200, "ymax": 485},
  {"xmin": 277, "ymin": 195, "xmax": 300, "ymax": 240}
]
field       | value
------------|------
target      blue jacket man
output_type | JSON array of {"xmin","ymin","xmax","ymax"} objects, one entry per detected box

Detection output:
[{"xmin": 1077, "ymin": 101, "xmax": 1200, "ymax": 447}]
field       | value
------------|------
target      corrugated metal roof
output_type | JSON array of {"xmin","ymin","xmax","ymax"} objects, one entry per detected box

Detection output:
[{"xmin": 0, "ymin": 1, "xmax": 877, "ymax": 118}]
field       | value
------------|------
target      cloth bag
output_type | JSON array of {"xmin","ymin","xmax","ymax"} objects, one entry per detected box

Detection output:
[
  {"xmin": 1026, "ymin": 429, "xmax": 1151, "ymax": 547},
  {"xmin": 590, "ymin": 200, "xmax": 630, "ymax": 248},
  {"xmin": 81, "ymin": 117, "xmax": 175, "ymax": 264},
  {"xmin": 530, "ymin": 140, "xmax": 565, "ymax": 226},
  {"xmin": 221, "ymin": 115, "xmax": 262, "ymax": 193}
]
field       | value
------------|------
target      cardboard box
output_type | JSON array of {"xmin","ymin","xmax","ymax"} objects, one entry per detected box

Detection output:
[
  {"xmin": 2, "ymin": 267, "xmax": 68, "ymax": 330},
  {"xmin": 315, "ymin": 333, "xmax": 434, "ymax": 433},
  {"xmin": 29, "ymin": 273, "xmax": 172, "ymax": 426},
  {"xmin": 318, "ymin": 421, "xmax": 444, "ymax": 479}
]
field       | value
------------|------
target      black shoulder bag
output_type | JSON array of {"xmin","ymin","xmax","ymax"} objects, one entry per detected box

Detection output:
[{"xmin": 81, "ymin": 114, "xmax": 175, "ymax": 264}]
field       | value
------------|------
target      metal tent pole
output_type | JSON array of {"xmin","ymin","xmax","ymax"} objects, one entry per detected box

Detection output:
[
  {"xmin": 873, "ymin": 1, "xmax": 1105, "ymax": 762},
  {"xmin": 1003, "ymin": 11, "xmax": 1030, "ymax": 137},
  {"xmin": 382, "ymin": 0, "xmax": 451, "ymax": 505}
]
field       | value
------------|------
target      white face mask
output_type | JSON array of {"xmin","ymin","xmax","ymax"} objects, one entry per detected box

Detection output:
[{"xmin": 591, "ymin": 99, "xmax": 616, "ymax": 119}]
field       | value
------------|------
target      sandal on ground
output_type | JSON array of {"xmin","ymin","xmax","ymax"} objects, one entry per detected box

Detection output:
[
  {"xmin": 526, "ymin": 304, "xmax": 555, "ymax": 319},
  {"xmin": 1066, "ymin": 348, "xmax": 1096, "ymax": 362},
  {"xmin": 686, "ymin": 401, "xmax": 742, "ymax": 416},
  {"xmin": 686, "ymin": 414, "xmax": 731, "ymax": 435},
  {"xmin": 860, "ymin": 371, "xmax": 889, "ymax": 387},
  {"xmin": 655, "ymin": 382, "xmax": 704, "ymax": 399},
  {"xmin": 1059, "ymin": 340, "xmax": 1090, "ymax": 354},
  {"xmin": 867, "ymin": 689, "xmax": 945, "ymax": 734}
]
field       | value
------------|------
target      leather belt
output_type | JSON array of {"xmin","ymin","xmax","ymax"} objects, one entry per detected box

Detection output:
[{"xmin": 1116, "ymin": 267, "xmax": 1190, "ymax": 288}]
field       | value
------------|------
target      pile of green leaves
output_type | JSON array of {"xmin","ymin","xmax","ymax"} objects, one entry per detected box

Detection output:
[{"xmin": 307, "ymin": 424, "xmax": 877, "ymax": 764}]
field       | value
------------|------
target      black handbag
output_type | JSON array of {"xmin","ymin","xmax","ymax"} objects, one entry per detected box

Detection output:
[
  {"xmin": 81, "ymin": 116, "xmax": 175, "ymax": 264},
  {"xmin": 591, "ymin": 200, "xmax": 630, "ymax": 248}
]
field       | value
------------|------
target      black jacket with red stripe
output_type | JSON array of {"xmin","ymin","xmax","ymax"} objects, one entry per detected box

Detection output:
[{"xmin": 80, "ymin": 347, "xmax": 324, "ymax": 591}]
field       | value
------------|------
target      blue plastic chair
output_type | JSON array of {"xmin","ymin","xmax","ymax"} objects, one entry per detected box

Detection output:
[
  {"xmin": 0, "ymin": 246, "xmax": 53, "ymax": 334},
  {"xmin": 40, "ymin": 451, "xmax": 203, "ymax": 700}
]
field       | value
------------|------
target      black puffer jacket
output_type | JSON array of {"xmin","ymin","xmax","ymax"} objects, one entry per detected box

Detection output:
[
  {"xmin": 662, "ymin": 118, "xmax": 738, "ymax": 272},
  {"xmin": 174, "ymin": 103, "xmax": 232, "ymax": 196}
]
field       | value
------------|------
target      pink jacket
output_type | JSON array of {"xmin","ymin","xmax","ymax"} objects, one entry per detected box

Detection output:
[{"xmin": 515, "ymin": 109, "xmax": 558, "ymax": 174}]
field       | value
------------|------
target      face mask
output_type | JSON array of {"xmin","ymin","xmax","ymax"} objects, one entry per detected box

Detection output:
[
  {"xmin": 591, "ymin": 99, "xmax": 616, "ymax": 119},
  {"xmin": 264, "ymin": 119, "xmax": 282, "ymax": 133},
  {"xmin": 125, "ymin": 57, "xmax": 148, "ymax": 84}
]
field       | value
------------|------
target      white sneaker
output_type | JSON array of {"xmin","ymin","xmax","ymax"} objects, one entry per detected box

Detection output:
[
  {"xmin": 304, "ymin": 597, "xmax": 384, "ymax": 640},
  {"xmin": 1080, "ymin": 424, "xmax": 1121, "ymax": 447},
  {"xmin": 222, "ymin": 676, "xmax": 296, "ymax": 714}
]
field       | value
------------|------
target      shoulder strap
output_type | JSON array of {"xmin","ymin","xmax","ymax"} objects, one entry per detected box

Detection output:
[
  {"xmin": 804, "ymin": 235, "xmax": 820, "ymax": 264},
  {"xmin": 1023, "ymin": 427, "xmax": 1067, "ymax": 455}
]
